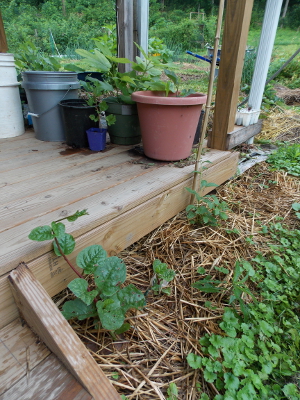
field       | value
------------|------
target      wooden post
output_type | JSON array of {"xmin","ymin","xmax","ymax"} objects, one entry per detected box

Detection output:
[
  {"xmin": 8, "ymin": 263, "xmax": 121, "ymax": 400},
  {"xmin": 210, "ymin": 0, "xmax": 254, "ymax": 150},
  {"xmin": 0, "ymin": 11, "xmax": 8, "ymax": 53},
  {"xmin": 116, "ymin": 0, "xmax": 134, "ymax": 72}
]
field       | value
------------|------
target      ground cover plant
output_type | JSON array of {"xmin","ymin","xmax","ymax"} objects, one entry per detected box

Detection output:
[{"xmin": 48, "ymin": 159, "xmax": 300, "ymax": 399}]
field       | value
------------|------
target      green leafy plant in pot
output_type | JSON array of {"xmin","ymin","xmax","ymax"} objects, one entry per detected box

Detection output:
[{"xmin": 65, "ymin": 41, "xmax": 167, "ymax": 145}]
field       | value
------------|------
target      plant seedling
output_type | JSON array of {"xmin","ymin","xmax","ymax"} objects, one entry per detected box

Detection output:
[
  {"xmin": 186, "ymin": 180, "xmax": 229, "ymax": 226},
  {"xmin": 147, "ymin": 259, "xmax": 176, "ymax": 296},
  {"xmin": 28, "ymin": 210, "xmax": 145, "ymax": 335}
]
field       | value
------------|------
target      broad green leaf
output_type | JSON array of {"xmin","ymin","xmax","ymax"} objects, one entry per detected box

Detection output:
[
  {"xmin": 66, "ymin": 209, "xmax": 88, "ymax": 222},
  {"xmin": 96, "ymin": 298, "xmax": 125, "ymax": 330},
  {"xmin": 224, "ymin": 373, "xmax": 240, "ymax": 391},
  {"xmin": 76, "ymin": 244, "xmax": 107, "ymax": 274},
  {"xmin": 164, "ymin": 69, "xmax": 179, "ymax": 84},
  {"xmin": 187, "ymin": 353, "xmax": 202, "ymax": 369},
  {"xmin": 200, "ymin": 180, "xmax": 218, "ymax": 189},
  {"xmin": 61, "ymin": 298, "xmax": 97, "ymax": 320},
  {"xmin": 53, "ymin": 233, "xmax": 75, "ymax": 256},
  {"xmin": 94, "ymin": 256, "xmax": 126, "ymax": 296},
  {"xmin": 68, "ymin": 278, "xmax": 98, "ymax": 305},
  {"xmin": 28, "ymin": 225, "xmax": 53, "ymax": 241},
  {"xmin": 113, "ymin": 284, "xmax": 145, "ymax": 313},
  {"xmin": 282, "ymin": 383, "xmax": 300, "ymax": 399},
  {"xmin": 203, "ymin": 369, "xmax": 217, "ymax": 383},
  {"xmin": 51, "ymin": 222, "xmax": 65, "ymax": 238},
  {"xmin": 167, "ymin": 382, "xmax": 178, "ymax": 397}
]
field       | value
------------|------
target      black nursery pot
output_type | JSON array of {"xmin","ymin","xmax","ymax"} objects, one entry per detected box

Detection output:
[{"xmin": 59, "ymin": 99, "xmax": 98, "ymax": 148}]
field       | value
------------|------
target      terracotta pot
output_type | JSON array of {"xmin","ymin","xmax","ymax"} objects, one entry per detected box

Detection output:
[{"xmin": 131, "ymin": 91, "xmax": 207, "ymax": 161}]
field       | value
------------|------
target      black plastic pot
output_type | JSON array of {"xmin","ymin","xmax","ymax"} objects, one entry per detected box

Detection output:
[{"xmin": 59, "ymin": 99, "xmax": 98, "ymax": 148}]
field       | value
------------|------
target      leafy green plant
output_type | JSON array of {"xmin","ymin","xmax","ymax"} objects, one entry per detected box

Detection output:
[
  {"xmin": 185, "ymin": 180, "xmax": 229, "ymax": 226},
  {"xmin": 80, "ymin": 77, "xmax": 116, "ymax": 128},
  {"xmin": 150, "ymin": 259, "xmax": 176, "ymax": 296},
  {"xmin": 14, "ymin": 41, "xmax": 61, "ymax": 71},
  {"xmin": 267, "ymin": 143, "xmax": 300, "ymax": 176},
  {"xmin": 187, "ymin": 218, "xmax": 300, "ymax": 399},
  {"xmin": 28, "ymin": 210, "xmax": 145, "ymax": 334}
]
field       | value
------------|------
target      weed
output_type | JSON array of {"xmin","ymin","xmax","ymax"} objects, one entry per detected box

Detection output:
[
  {"xmin": 28, "ymin": 211, "xmax": 146, "ymax": 335},
  {"xmin": 187, "ymin": 215, "xmax": 300, "ymax": 399},
  {"xmin": 267, "ymin": 143, "xmax": 300, "ymax": 176},
  {"xmin": 186, "ymin": 180, "xmax": 229, "ymax": 226},
  {"xmin": 145, "ymin": 259, "xmax": 176, "ymax": 296}
]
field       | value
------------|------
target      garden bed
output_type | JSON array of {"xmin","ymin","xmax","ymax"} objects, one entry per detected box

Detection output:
[{"xmin": 54, "ymin": 160, "xmax": 300, "ymax": 399}]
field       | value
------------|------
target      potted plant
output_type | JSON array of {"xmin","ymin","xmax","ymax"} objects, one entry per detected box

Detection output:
[
  {"xmin": 132, "ymin": 70, "xmax": 207, "ymax": 161},
  {"xmin": 15, "ymin": 41, "xmax": 80, "ymax": 142},
  {"xmin": 66, "ymin": 42, "xmax": 165, "ymax": 145}
]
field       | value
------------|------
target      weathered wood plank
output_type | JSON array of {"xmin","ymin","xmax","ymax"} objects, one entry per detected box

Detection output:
[
  {"xmin": 0, "ymin": 149, "xmax": 231, "ymax": 276},
  {"xmin": 0, "ymin": 319, "xmax": 50, "ymax": 395},
  {"xmin": 226, "ymin": 120, "xmax": 263, "ymax": 149},
  {"xmin": 0, "ymin": 354, "xmax": 93, "ymax": 400},
  {"xmin": 0, "ymin": 11, "xmax": 8, "ymax": 53},
  {"xmin": 8, "ymin": 263, "xmax": 121, "ymax": 400},
  {"xmin": 207, "ymin": 120, "xmax": 263, "ymax": 150},
  {"xmin": 0, "ymin": 145, "xmax": 132, "ymax": 188},
  {"xmin": 210, "ymin": 0, "xmax": 254, "ymax": 150},
  {"xmin": 0, "ymin": 152, "xmax": 238, "ymax": 330},
  {"xmin": 0, "ymin": 152, "xmax": 142, "ymax": 205}
]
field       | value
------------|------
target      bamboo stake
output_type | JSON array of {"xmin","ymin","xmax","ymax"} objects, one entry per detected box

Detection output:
[{"xmin": 190, "ymin": 0, "xmax": 225, "ymax": 203}]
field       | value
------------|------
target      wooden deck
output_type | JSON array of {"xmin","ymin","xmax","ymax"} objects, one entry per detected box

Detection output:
[{"xmin": 0, "ymin": 129, "xmax": 238, "ymax": 398}]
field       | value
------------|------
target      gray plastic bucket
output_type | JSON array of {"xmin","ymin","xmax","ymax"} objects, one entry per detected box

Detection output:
[{"xmin": 21, "ymin": 71, "xmax": 80, "ymax": 141}]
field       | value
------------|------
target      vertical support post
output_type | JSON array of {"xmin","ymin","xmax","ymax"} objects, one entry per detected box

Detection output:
[
  {"xmin": 0, "ymin": 11, "xmax": 8, "ymax": 53},
  {"xmin": 210, "ymin": 0, "xmax": 254, "ymax": 150},
  {"xmin": 116, "ymin": 0, "xmax": 134, "ymax": 72}
]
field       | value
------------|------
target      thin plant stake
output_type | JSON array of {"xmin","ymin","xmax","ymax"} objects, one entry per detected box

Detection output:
[{"xmin": 190, "ymin": 0, "xmax": 225, "ymax": 204}]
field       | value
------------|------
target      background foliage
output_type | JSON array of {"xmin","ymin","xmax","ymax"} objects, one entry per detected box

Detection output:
[{"xmin": 1, "ymin": 0, "xmax": 300, "ymax": 55}]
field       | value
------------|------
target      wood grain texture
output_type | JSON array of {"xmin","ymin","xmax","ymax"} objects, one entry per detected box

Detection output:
[
  {"xmin": 0, "ymin": 319, "xmax": 50, "ymax": 395},
  {"xmin": 207, "ymin": 120, "xmax": 263, "ymax": 150},
  {"xmin": 8, "ymin": 263, "xmax": 121, "ymax": 400},
  {"xmin": 0, "ymin": 354, "xmax": 93, "ymax": 400},
  {"xmin": 226, "ymin": 120, "xmax": 263, "ymax": 149},
  {"xmin": 0, "ymin": 148, "xmax": 230, "ymax": 277},
  {"xmin": 0, "ymin": 12, "xmax": 8, "ymax": 53},
  {"xmin": 210, "ymin": 0, "xmax": 254, "ymax": 150},
  {"xmin": 0, "ymin": 152, "xmax": 239, "ymax": 330}
]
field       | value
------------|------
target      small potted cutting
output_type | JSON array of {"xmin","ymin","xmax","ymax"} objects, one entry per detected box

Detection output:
[
  {"xmin": 81, "ymin": 78, "xmax": 116, "ymax": 151},
  {"xmin": 132, "ymin": 67, "xmax": 207, "ymax": 161}
]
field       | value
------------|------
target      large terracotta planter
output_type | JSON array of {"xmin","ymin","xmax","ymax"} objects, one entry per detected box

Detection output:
[{"xmin": 131, "ymin": 91, "xmax": 207, "ymax": 161}]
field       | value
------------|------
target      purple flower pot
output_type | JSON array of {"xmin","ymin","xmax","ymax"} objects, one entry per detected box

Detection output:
[{"xmin": 86, "ymin": 128, "xmax": 107, "ymax": 151}]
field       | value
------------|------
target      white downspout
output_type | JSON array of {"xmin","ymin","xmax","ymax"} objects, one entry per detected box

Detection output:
[{"xmin": 247, "ymin": 0, "xmax": 283, "ymax": 143}]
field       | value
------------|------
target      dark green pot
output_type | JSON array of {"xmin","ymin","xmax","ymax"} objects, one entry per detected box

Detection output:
[{"xmin": 105, "ymin": 99, "xmax": 141, "ymax": 145}]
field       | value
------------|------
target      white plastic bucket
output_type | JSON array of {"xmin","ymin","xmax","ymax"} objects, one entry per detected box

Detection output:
[{"xmin": 0, "ymin": 53, "xmax": 25, "ymax": 138}]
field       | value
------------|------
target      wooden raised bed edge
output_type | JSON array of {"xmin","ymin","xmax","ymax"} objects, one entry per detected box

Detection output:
[{"xmin": 8, "ymin": 263, "xmax": 121, "ymax": 400}]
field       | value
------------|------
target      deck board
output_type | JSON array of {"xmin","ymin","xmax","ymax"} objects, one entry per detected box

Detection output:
[{"xmin": 0, "ymin": 130, "xmax": 239, "ymax": 331}]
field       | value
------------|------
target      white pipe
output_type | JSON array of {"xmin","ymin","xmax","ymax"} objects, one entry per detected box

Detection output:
[
  {"xmin": 137, "ymin": 0, "xmax": 149, "ymax": 57},
  {"xmin": 247, "ymin": 0, "xmax": 283, "ymax": 143}
]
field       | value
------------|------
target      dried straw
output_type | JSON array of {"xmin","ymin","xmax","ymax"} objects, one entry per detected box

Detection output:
[
  {"xmin": 57, "ymin": 162, "xmax": 300, "ymax": 399},
  {"xmin": 257, "ymin": 106, "xmax": 300, "ymax": 142}
]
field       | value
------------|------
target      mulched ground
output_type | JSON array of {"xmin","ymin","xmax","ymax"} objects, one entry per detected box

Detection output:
[{"xmin": 54, "ymin": 161, "xmax": 300, "ymax": 399}]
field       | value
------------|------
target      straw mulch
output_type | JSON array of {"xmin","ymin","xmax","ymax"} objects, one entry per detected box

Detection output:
[
  {"xmin": 55, "ymin": 162, "xmax": 300, "ymax": 400},
  {"xmin": 256, "ymin": 106, "xmax": 300, "ymax": 143}
]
